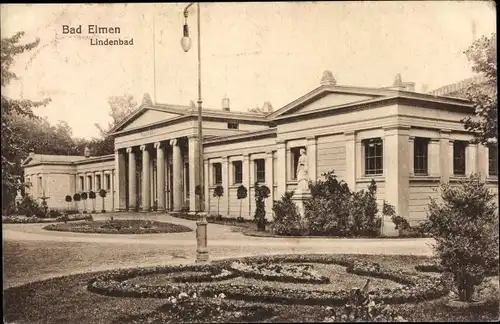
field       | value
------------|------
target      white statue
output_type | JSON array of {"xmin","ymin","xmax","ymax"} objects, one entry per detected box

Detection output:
[{"xmin": 296, "ymin": 148, "xmax": 309, "ymax": 192}]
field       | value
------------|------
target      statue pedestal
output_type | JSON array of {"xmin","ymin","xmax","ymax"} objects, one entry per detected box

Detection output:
[
  {"xmin": 291, "ymin": 190, "xmax": 311, "ymax": 218},
  {"xmin": 381, "ymin": 215, "xmax": 399, "ymax": 237}
]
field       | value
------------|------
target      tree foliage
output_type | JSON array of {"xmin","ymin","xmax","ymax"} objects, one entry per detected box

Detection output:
[
  {"xmin": 1, "ymin": 31, "xmax": 51, "ymax": 214},
  {"xmin": 425, "ymin": 174, "xmax": 498, "ymax": 302},
  {"xmin": 462, "ymin": 33, "xmax": 497, "ymax": 148},
  {"xmin": 254, "ymin": 183, "xmax": 270, "ymax": 231}
]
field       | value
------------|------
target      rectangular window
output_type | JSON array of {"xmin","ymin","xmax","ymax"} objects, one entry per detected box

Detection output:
[
  {"xmin": 96, "ymin": 174, "xmax": 101, "ymax": 190},
  {"xmin": 488, "ymin": 146, "xmax": 498, "ymax": 176},
  {"xmin": 453, "ymin": 141, "xmax": 467, "ymax": 176},
  {"xmin": 364, "ymin": 138, "xmax": 383, "ymax": 175},
  {"xmin": 80, "ymin": 176, "xmax": 84, "ymax": 191},
  {"xmin": 414, "ymin": 137, "xmax": 429, "ymax": 175},
  {"xmin": 291, "ymin": 146, "xmax": 306, "ymax": 180},
  {"xmin": 233, "ymin": 161, "xmax": 243, "ymax": 184},
  {"xmin": 255, "ymin": 159, "xmax": 266, "ymax": 183},
  {"xmin": 213, "ymin": 163, "xmax": 222, "ymax": 184},
  {"xmin": 88, "ymin": 176, "xmax": 93, "ymax": 190},
  {"xmin": 105, "ymin": 174, "xmax": 111, "ymax": 190},
  {"xmin": 227, "ymin": 123, "xmax": 239, "ymax": 129}
]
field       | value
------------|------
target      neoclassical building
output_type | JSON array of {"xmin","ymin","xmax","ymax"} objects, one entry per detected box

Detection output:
[{"xmin": 22, "ymin": 71, "xmax": 498, "ymax": 224}]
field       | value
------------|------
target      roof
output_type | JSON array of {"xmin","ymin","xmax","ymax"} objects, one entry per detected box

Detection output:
[
  {"xmin": 108, "ymin": 102, "xmax": 269, "ymax": 135},
  {"xmin": 428, "ymin": 75, "xmax": 489, "ymax": 98},
  {"xmin": 22, "ymin": 154, "xmax": 114, "ymax": 167}
]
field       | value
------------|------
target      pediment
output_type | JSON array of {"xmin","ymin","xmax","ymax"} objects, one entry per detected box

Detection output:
[
  {"xmin": 282, "ymin": 92, "xmax": 377, "ymax": 116},
  {"xmin": 118, "ymin": 108, "xmax": 184, "ymax": 132}
]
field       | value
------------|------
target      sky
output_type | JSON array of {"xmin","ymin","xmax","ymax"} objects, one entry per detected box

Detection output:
[{"xmin": 1, "ymin": 2, "xmax": 496, "ymax": 139}]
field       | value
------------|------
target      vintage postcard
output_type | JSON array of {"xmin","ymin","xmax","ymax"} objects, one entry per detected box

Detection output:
[{"xmin": 2, "ymin": 2, "xmax": 498, "ymax": 323}]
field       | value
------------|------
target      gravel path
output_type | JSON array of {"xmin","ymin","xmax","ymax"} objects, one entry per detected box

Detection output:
[{"xmin": 3, "ymin": 212, "xmax": 434, "ymax": 289}]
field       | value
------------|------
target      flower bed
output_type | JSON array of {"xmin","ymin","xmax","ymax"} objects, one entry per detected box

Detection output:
[
  {"xmin": 88, "ymin": 254, "xmax": 449, "ymax": 305},
  {"xmin": 43, "ymin": 219, "xmax": 193, "ymax": 234},
  {"xmin": 415, "ymin": 262, "xmax": 499, "ymax": 277},
  {"xmin": 114, "ymin": 292, "xmax": 275, "ymax": 323},
  {"xmin": 230, "ymin": 261, "xmax": 329, "ymax": 284},
  {"xmin": 2, "ymin": 214, "xmax": 92, "ymax": 224}
]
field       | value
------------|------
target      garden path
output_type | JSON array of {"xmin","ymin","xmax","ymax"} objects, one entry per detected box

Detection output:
[{"xmin": 3, "ymin": 212, "xmax": 433, "ymax": 289}]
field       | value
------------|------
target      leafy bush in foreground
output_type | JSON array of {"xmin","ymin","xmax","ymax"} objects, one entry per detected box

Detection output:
[
  {"xmin": 272, "ymin": 191, "xmax": 306, "ymax": 236},
  {"xmin": 425, "ymin": 174, "xmax": 498, "ymax": 302}
]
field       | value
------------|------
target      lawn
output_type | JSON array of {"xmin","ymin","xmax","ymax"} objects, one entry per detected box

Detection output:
[
  {"xmin": 42, "ymin": 219, "xmax": 193, "ymax": 234},
  {"xmin": 3, "ymin": 253, "xmax": 499, "ymax": 323}
]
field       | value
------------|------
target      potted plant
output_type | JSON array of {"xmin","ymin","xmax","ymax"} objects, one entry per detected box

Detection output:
[
  {"xmin": 73, "ymin": 193, "xmax": 81, "ymax": 214},
  {"xmin": 89, "ymin": 190, "xmax": 97, "ymax": 213},
  {"xmin": 81, "ymin": 192, "xmax": 88, "ymax": 213},
  {"xmin": 213, "ymin": 185, "xmax": 224, "ymax": 219},
  {"xmin": 237, "ymin": 184, "xmax": 248, "ymax": 220},
  {"xmin": 99, "ymin": 189, "xmax": 107, "ymax": 213}
]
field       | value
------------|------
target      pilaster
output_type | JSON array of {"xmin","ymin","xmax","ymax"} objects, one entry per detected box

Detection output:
[
  {"xmin": 306, "ymin": 136, "xmax": 317, "ymax": 183},
  {"xmin": 276, "ymin": 141, "xmax": 286, "ymax": 199},
  {"xmin": 265, "ymin": 151, "xmax": 274, "ymax": 220},
  {"xmin": 344, "ymin": 131, "xmax": 356, "ymax": 189},
  {"xmin": 155, "ymin": 142, "xmax": 166, "ymax": 212},
  {"xmin": 439, "ymin": 130, "xmax": 451, "ymax": 182},
  {"xmin": 115, "ymin": 149, "xmax": 127, "ymax": 211},
  {"xmin": 171, "ymin": 139, "xmax": 183, "ymax": 212},
  {"xmin": 222, "ymin": 155, "xmax": 229, "ymax": 215},
  {"xmin": 428, "ymin": 138, "xmax": 441, "ymax": 176}
]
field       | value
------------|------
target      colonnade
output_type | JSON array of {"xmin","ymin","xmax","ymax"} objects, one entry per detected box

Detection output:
[{"xmin": 114, "ymin": 136, "xmax": 200, "ymax": 213}]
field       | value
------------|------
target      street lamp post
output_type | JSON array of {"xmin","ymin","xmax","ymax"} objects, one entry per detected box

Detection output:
[{"xmin": 181, "ymin": 2, "xmax": 209, "ymax": 263}]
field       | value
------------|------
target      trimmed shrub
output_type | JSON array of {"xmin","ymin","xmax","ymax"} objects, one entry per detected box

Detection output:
[
  {"xmin": 237, "ymin": 185, "xmax": 248, "ymax": 219},
  {"xmin": 48, "ymin": 209, "xmax": 63, "ymax": 217},
  {"xmin": 425, "ymin": 174, "xmax": 499, "ymax": 302},
  {"xmin": 253, "ymin": 183, "xmax": 270, "ymax": 231},
  {"xmin": 89, "ymin": 191, "xmax": 97, "ymax": 213},
  {"xmin": 99, "ymin": 189, "xmax": 107, "ymax": 213},
  {"xmin": 213, "ymin": 185, "xmax": 224, "ymax": 217},
  {"xmin": 272, "ymin": 191, "xmax": 307, "ymax": 236},
  {"xmin": 73, "ymin": 193, "xmax": 81, "ymax": 212}
]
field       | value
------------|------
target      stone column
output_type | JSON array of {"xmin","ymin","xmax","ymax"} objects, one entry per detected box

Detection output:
[
  {"xmin": 276, "ymin": 141, "xmax": 286, "ymax": 199},
  {"xmin": 243, "ymin": 154, "xmax": 251, "ymax": 218},
  {"xmin": 115, "ymin": 149, "xmax": 127, "ymax": 211},
  {"xmin": 188, "ymin": 136, "xmax": 200, "ymax": 214},
  {"xmin": 204, "ymin": 159, "xmax": 209, "ymax": 213},
  {"xmin": 428, "ymin": 138, "xmax": 440, "ymax": 176},
  {"xmin": 155, "ymin": 142, "xmax": 166, "ymax": 212},
  {"xmin": 477, "ymin": 144, "xmax": 489, "ymax": 179},
  {"xmin": 408, "ymin": 136, "xmax": 415, "ymax": 176},
  {"xmin": 439, "ymin": 130, "xmax": 451, "ymax": 183},
  {"xmin": 344, "ymin": 131, "xmax": 356, "ymax": 189},
  {"xmin": 306, "ymin": 136, "xmax": 317, "ymax": 183},
  {"xmin": 466, "ymin": 143, "xmax": 477, "ymax": 175},
  {"xmin": 110, "ymin": 170, "xmax": 115, "ymax": 211},
  {"xmin": 150, "ymin": 155, "xmax": 154, "ymax": 208},
  {"xmin": 265, "ymin": 151, "xmax": 274, "ymax": 220},
  {"xmin": 140, "ymin": 144, "xmax": 151, "ymax": 212},
  {"xmin": 222, "ymin": 156, "xmax": 229, "ymax": 215},
  {"xmin": 171, "ymin": 139, "xmax": 183, "ymax": 212},
  {"xmin": 127, "ymin": 147, "xmax": 137, "ymax": 211},
  {"xmin": 383, "ymin": 126, "xmax": 411, "ymax": 236}
]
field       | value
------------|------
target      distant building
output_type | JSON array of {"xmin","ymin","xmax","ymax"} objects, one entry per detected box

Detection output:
[
  {"xmin": 427, "ymin": 75, "xmax": 490, "ymax": 98},
  {"xmin": 22, "ymin": 71, "xmax": 498, "ymax": 234}
]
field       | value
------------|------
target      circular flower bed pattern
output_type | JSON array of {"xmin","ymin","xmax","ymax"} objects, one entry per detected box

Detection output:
[
  {"xmin": 88, "ymin": 254, "xmax": 449, "ymax": 308},
  {"xmin": 43, "ymin": 219, "xmax": 193, "ymax": 234}
]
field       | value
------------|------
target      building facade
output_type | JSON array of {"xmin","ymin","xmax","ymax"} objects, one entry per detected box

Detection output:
[{"xmin": 22, "ymin": 72, "xmax": 499, "ymax": 224}]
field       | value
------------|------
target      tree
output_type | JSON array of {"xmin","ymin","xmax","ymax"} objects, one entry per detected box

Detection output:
[
  {"xmin": 254, "ymin": 183, "xmax": 270, "ymax": 231},
  {"xmin": 1, "ymin": 31, "xmax": 51, "ymax": 214},
  {"xmin": 81, "ymin": 192, "xmax": 88, "ymax": 213},
  {"xmin": 237, "ymin": 184, "xmax": 248, "ymax": 219},
  {"xmin": 92, "ymin": 94, "xmax": 137, "ymax": 156},
  {"xmin": 462, "ymin": 33, "xmax": 497, "ymax": 148},
  {"xmin": 89, "ymin": 190, "xmax": 96, "ymax": 213},
  {"xmin": 99, "ymin": 189, "xmax": 107, "ymax": 213},
  {"xmin": 213, "ymin": 185, "xmax": 224, "ymax": 217},
  {"xmin": 65, "ymin": 195, "xmax": 72, "ymax": 211},
  {"xmin": 425, "ymin": 174, "xmax": 498, "ymax": 302}
]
